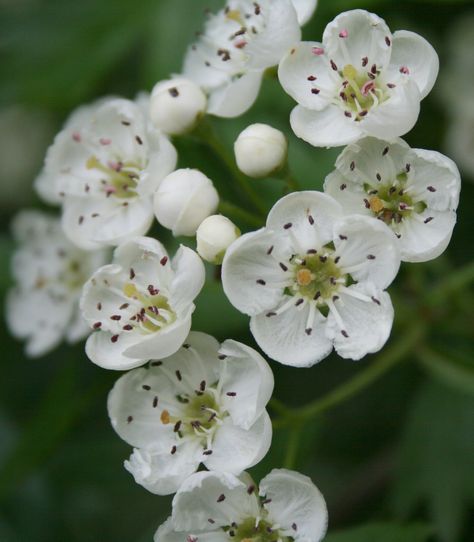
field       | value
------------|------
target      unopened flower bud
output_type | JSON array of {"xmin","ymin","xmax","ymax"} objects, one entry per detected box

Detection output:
[
  {"xmin": 150, "ymin": 78, "xmax": 207, "ymax": 135},
  {"xmin": 154, "ymin": 169, "xmax": 219, "ymax": 236},
  {"xmin": 196, "ymin": 215, "xmax": 240, "ymax": 264},
  {"xmin": 234, "ymin": 123, "xmax": 288, "ymax": 178}
]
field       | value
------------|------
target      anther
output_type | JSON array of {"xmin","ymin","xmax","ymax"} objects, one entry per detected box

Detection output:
[
  {"xmin": 385, "ymin": 36, "xmax": 391, "ymax": 46},
  {"xmin": 267, "ymin": 245, "xmax": 274, "ymax": 255},
  {"xmin": 175, "ymin": 370, "xmax": 182, "ymax": 381},
  {"xmin": 226, "ymin": 391, "xmax": 237, "ymax": 397},
  {"xmin": 135, "ymin": 135, "xmax": 143, "ymax": 145},
  {"xmin": 111, "ymin": 335, "xmax": 119, "ymax": 343},
  {"xmin": 127, "ymin": 416, "xmax": 133, "ymax": 423},
  {"xmin": 371, "ymin": 296, "xmax": 381, "ymax": 305},
  {"xmin": 340, "ymin": 183, "xmax": 347, "ymax": 190},
  {"xmin": 217, "ymin": 494, "xmax": 226, "ymax": 503},
  {"xmin": 295, "ymin": 298, "xmax": 304, "ymax": 306},
  {"xmin": 256, "ymin": 279, "xmax": 266, "ymax": 285},
  {"xmin": 111, "ymin": 315, "xmax": 121, "ymax": 321},
  {"xmin": 305, "ymin": 328, "xmax": 312, "ymax": 335},
  {"xmin": 311, "ymin": 88, "xmax": 320, "ymax": 94},
  {"xmin": 308, "ymin": 214, "xmax": 315, "ymax": 225},
  {"xmin": 362, "ymin": 56, "xmax": 368, "ymax": 67},
  {"xmin": 330, "ymin": 59, "xmax": 338, "ymax": 71},
  {"xmin": 168, "ymin": 87, "xmax": 179, "ymax": 97},
  {"xmin": 160, "ymin": 256, "xmax": 168, "ymax": 266},
  {"xmin": 279, "ymin": 262, "xmax": 288, "ymax": 272},
  {"xmin": 142, "ymin": 384, "xmax": 151, "ymax": 391},
  {"xmin": 93, "ymin": 322, "xmax": 102, "ymax": 329},
  {"xmin": 284, "ymin": 222, "xmax": 292, "ymax": 229},
  {"xmin": 174, "ymin": 421, "xmax": 182, "ymax": 433},
  {"xmin": 247, "ymin": 484, "xmax": 255, "ymax": 494},
  {"xmin": 350, "ymin": 161, "xmax": 355, "ymax": 171},
  {"xmin": 307, "ymin": 75, "xmax": 317, "ymax": 81},
  {"xmin": 170, "ymin": 445, "xmax": 177, "ymax": 455},
  {"xmin": 427, "ymin": 186, "xmax": 436, "ymax": 192},
  {"xmin": 424, "ymin": 217, "xmax": 434, "ymax": 224},
  {"xmin": 341, "ymin": 330, "xmax": 349, "ymax": 338}
]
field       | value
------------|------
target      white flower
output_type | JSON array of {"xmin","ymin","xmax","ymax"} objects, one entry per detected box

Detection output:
[
  {"xmin": 80, "ymin": 237, "xmax": 205, "ymax": 370},
  {"xmin": 35, "ymin": 97, "xmax": 178, "ymax": 249},
  {"xmin": 182, "ymin": 0, "xmax": 305, "ymax": 118},
  {"xmin": 197, "ymin": 215, "xmax": 241, "ymax": 264},
  {"xmin": 222, "ymin": 191, "xmax": 400, "ymax": 367},
  {"xmin": 6, "ymin": 211, "xmax": 107, "ymax": 357},
  {"xmin": 155, "ymin": 468, "xmax": 327, "ymax": 542},
  {"xmin": 234, "ymin": 123, "xmax": 288, "ymax": 178},
  {"xmin": 107, "ymin": 331, "xmax": 274, "ymax": 495},
  {"xmin": 324, "ymin": 137, "xmax": 461, "ymax": 262},
  {"xmin": 150, "ymin": 77, "xmax": 207, "ymax": 135},
  {"xmin": 278, "ymin": 9, "xmax": 439, "ymax": 147},
  {"xmin": 153, "ymin": 169, "xmax": 219, "ymax": 236}
]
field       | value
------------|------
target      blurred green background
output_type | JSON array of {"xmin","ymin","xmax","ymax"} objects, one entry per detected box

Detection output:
[{"xmin": 1, "ymin": 0, "xmax": 473, "ymax": 541}]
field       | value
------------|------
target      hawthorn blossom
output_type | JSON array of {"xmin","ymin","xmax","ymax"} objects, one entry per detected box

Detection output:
[
  {"xmin": 108, "ymin": 332, "xmax": 274, "ymax": 495},
  {"xmin": 183, "ymin": 0, "xmax": 316, "ymax": 118},
  {"xmin": 222, "ymin": 191, "xmax": 400, "ymax": 367},
  {"xmin": 35, "ymin": 97, "xmax": 177, "ymax": 249},
  {"xmin": 324, "ymin": 137, "xmax": 461, "ymax": 262},
  {"xmin": 278, "ymin": 9, "xmax": 439, "ymax": 147},
  {"xmin": 155, "ymin": 469, "xmax": 328, "ymax": 542},
  {"xmin": 6, "ymin": 211, "xmax": 107, "ymax": 357},
  {"xmin": 80, "ymin": 237, "xmax": 205, "ymax": 370}
]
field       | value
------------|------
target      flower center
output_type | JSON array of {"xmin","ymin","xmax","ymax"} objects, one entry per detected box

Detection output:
[
  {"xmin": 362, "ymin": 170, "xmax": 427, "ymax": 229},
  {"xmin": 122, "ymin": 282, "xmax": 175, "ymax": 333},
  {"xmin": 290, "ymin": 250, "xmax": 346, "ymax": 304},
  {"xmin": 86, "ymin": 155, "xmax": 141, "ymax": 199},
  {"xmin": 224, "ymin": 517, "xmax": 293, "ymax": 542},
  {"xmin": 337, "ymin": 63, "xmax": 388, "ymax": 121}
]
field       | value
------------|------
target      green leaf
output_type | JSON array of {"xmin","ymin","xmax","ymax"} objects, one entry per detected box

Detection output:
[
  {"xmin": 391, "ymin": 380, "xmax": 474, "ymax": 541},
  {"xmin": 326, "ymin": 522, "xmax": 431, "ymax": 542}
]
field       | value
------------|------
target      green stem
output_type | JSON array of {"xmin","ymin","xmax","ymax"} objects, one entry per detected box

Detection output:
[
  {"xmin": 283, "ymin": 422, "xmax": 303, "ymax": 469},
  {"xmin": 218, "ymin": 200, "xmax": 264, "ymax": 228},
  {"xmin": 274, "ymin": 322, "xmax": 425, "ymax": 427},
  {"xmin": 194, "ymin": 119, "xmax": 268, "ymax": 216}
]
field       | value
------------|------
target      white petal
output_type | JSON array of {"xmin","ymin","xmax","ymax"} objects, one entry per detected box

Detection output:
[
  {"xmin": 409, "ymin": 148, "xmax": 461, "ymax": 211},
  {"xmin": 205, "ymin": 411, "xmax": 272, "ymax": 473},
  {"xmin": 334, "ymin": 215, "xmax": 400, "ymax": 290},
  {"xmin": 267, "ymin": 191, "xmax": 343, "ymax": 250},
  {"xmin": 207, "ymin": 71, "xmax": 264, "ymax": 118},
  {"xmin": 290, "ymin": 104, "xmax": 363, "ymax": 148},
  {"xmin": 218, "ymin": 339, "xmax": 274, "ymax": 429},
  {"xmin": 250, "ymin": 299, "xmax": 333, "ymax": 367},
  {"xmin": 245, "ymin": 0, "xmax": 301, "ymax": 70},
  {"xmin": 125, "ymin": 444, "xmax": 201, "ymax": 496},
  {"xmin": 123, "ymin": 308, "xmax": 193, "ymax": 360},
  {"xmin": 170, "ymin": 246, "xmax": 206, "ymax": 313},
  {"xmin": 278, "ymin": 42, "xmax": 338, "ymax": 111},
  {"xmin": 291, "ymin": 0, "xmax": 318, "ymax": 26},
  {"xmin": 65, "ymin": 309, "xmax": 90, "ymax": 344},
  {"xmin": 172, "ymin": 471, "xmax": 259, "ymax": 531},
  {"xmin": 388, "ymin": 30, "xmax": 439, "ymax": 99},
  {"xmin": 107, "ymin": 366, "xmax": 175, "ymax": 448},
  {"xmin": 323, "ymin": 9, "xmax": 392, "ymax": 72},
  {"xmin": 397, "ymin": 209, "xmax": 457, "ymax": 263},
  {"xmin": 154, "ymin": 517, "xmax": 184, "ymax": 542},
  {"xmin": 326, "ymin": 283, "xmax": 394, "ymax": 360},
  {"xmin": 323, "ymin": 170, "xmax": 371, "ymax": 215},
  {"xmin": 142, "ymin": 131, "xmax": 178, "ymax": 194},
  {"xmin": 260, "ymin": 468, "xmax": 328, "ymax": 542},
  {"xmin": 222, "ymin": 228, "xmax": 290, "ymax": 316},
  {"xmin": 359, "ymin": 79, "xmax": 421, "ymax": 140},
  {"xmin": 85, "ymin": 329, "xmax": 146, "ymax": 370},
  {"xmin": 334, "ymin": 136, "xmax": 410, "ymax": 187}
]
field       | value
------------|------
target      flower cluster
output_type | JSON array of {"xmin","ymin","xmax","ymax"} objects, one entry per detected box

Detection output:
[{"xmin": 6, "ymin": 3, "xmax": 461, "ymax": 541}]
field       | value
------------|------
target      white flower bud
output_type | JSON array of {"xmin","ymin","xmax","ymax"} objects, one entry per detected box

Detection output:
[
  {"xmin": 196, "ymin": 215, "xmax": 240, "ymax": 264},
  {"xmin": 154, "ymin": 168, "xmax": 219, "ymax": 236},
  {"xmin": 234, "ymin": 123, "xmax": 288, "ymax": 178},
  {"xmin": 150, "ymin": 77, "xmax": 207, "ymax": 135}
]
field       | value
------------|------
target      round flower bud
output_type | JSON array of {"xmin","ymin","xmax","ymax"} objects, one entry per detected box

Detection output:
[
  {"xmin": 154, "ymin": 168, "xmax": 219, "ymax": 236},
  {"xmin": 196, "ymin": 215, "xmax": 240, "ymax": 264},
  {"xmin": 234, "ymin": 123, "xmax": 288, "ymax": 178},
  {"xmin": 150, "ymin": 77, "xmax": 207, "ymax": 135}
]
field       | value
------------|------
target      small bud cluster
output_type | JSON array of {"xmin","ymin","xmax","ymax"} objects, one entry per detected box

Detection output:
[{"xmin": 5, "ymin": 2, "xmax": 460, "ymax": 542}]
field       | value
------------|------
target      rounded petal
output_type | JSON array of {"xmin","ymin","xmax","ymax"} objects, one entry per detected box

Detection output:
[
  {"xmin": 388, "ymin": 30, "xmax": 439, "ymax": 99},
  {"xmin": 334, "ymin": 137, "xmax": 410, "ymax": 187},
  {"xmin": 323, "ymin": 170, "xmax": 371, "ymax": 215},
  {"xmin": 323, "ymin": 10, "xmax": 392, "ymax": 72},
  {"xmin": 171, "ymin": 471, "xmax": 259, "ymax": 531},
  {"xmin": 250, "ymin": 299, "xmax": 333, "ymax": 367},
  {"xmin": 397, "ymin": 209, "xmax": 457, "ymax": 263},
  {"xmin": 207, "ymin": 71, "xmax": 264, "ymax": 118},
  {"xmin": 222, "ymin": 229, "xmax": 290, "ymax": 316},
  {"xmin": 260, "ymin": 468, "xmax": 328, "ymax": 542},
  {"xmin": 334, "ymin": 215, "xmax": 400, "ymax": 290},
  {"xmin": 359, "ymin": 79, "xmax": 421, "ymax": 140},
  {"xmin": 124, "ymin": 444, "xmax": 201, "ymax": 496},
  {"xmin": 245, "ymin": 0, "xmax": 301, "ymax": 70},
  {"xmin": 123, "ymin": 308, "xmax": 193, "ymax": 360},
  {"xmin": 170, "ymin": 246, "xmax": 206, "ymax": 313},
  {"xmin": 205, "ymin": 411, "xmax": 272, "ymax": 473},
  {"xmin": 85, "ymin": 328, "xmax": 145, "ymax": 370},
  {"xmin": 326, "ymin": 283, "xmax": 394, "ymax": 360},
  {"xmin": 290, "ymin": 104, "xmax": 363, "ymax": 148},
  {"xmin": 218, "ymin": 339, "xmax": 274, "ymax": 429},
  {"xmin": 278, "ymin": 42, "xmax": 338, "ymax": 111},
  {"xmin": 409, "ymin": 149, "xmax": 461, "ymax": 211},
  {"xmin": 267, "ymin": 191, "xmax": 343, "ymax": 250},
  {"xmin": 291, "ymin": 0, "xmax": 318, "ymax": 26}
]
